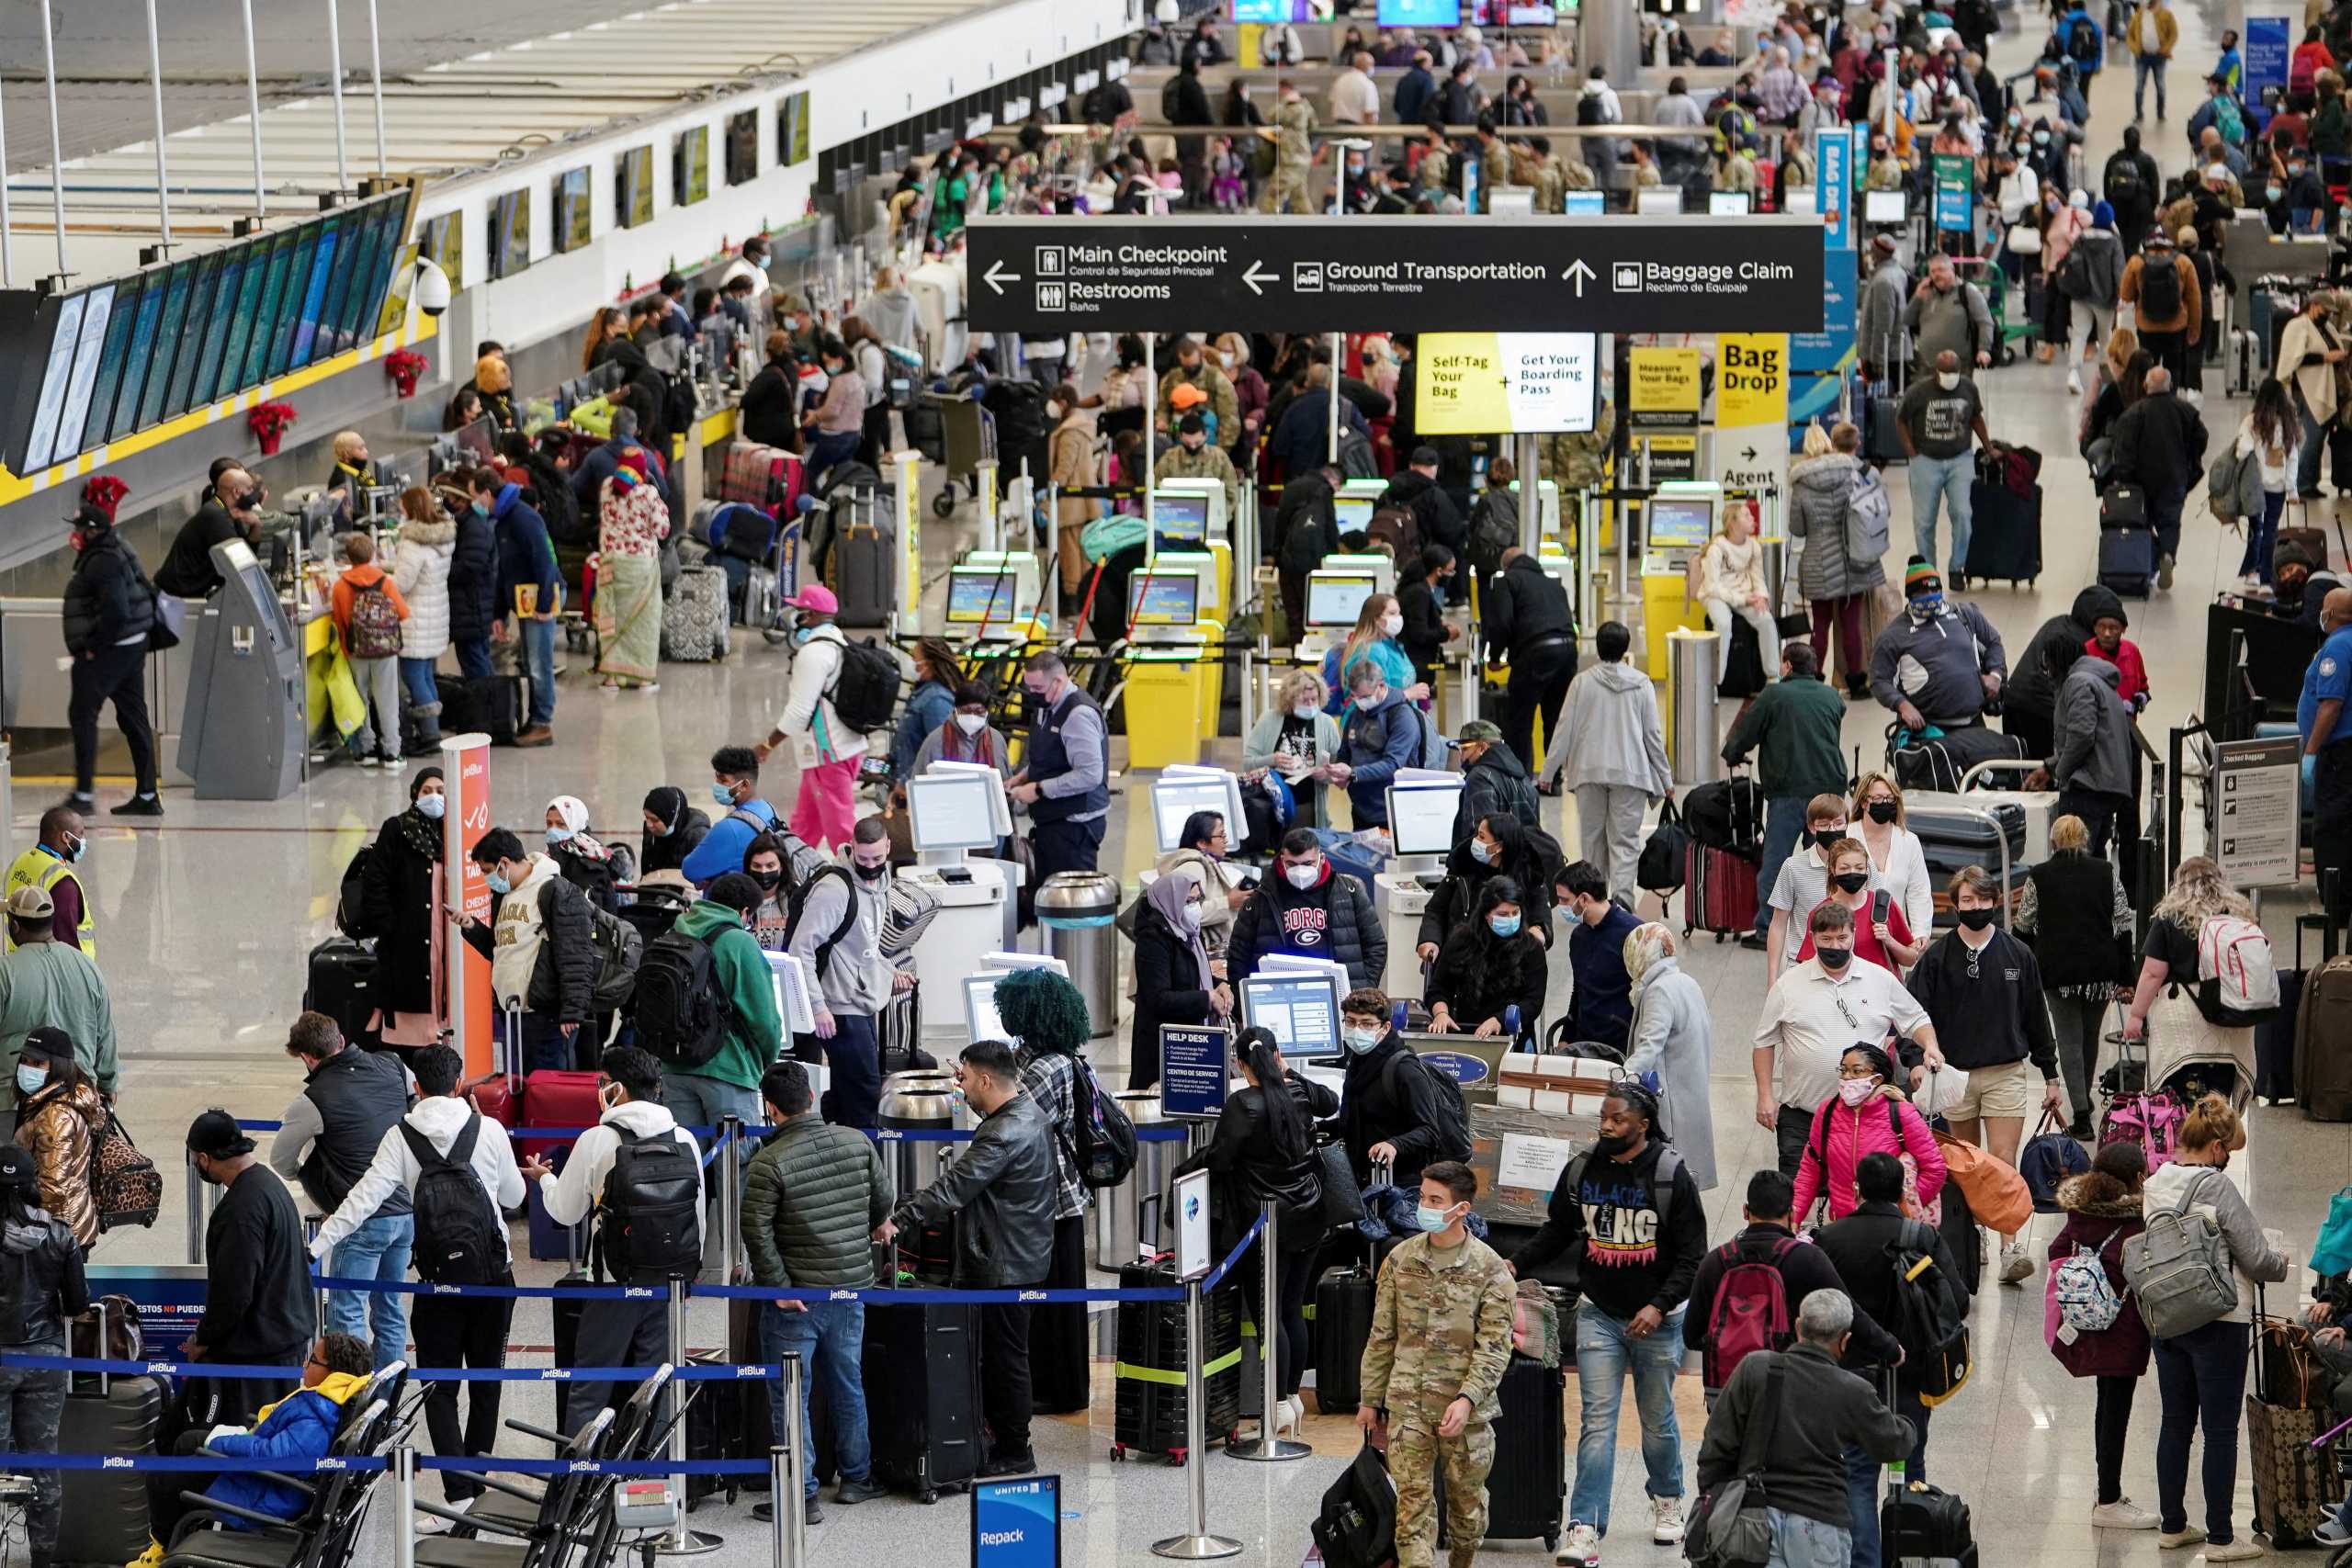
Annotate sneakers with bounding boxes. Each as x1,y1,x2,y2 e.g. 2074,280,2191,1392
2157,552,2176,591
2067,368,2084,394
1999,1239,2033,1285
126,1540,164,1568
832,1477,886,1506
1556,1521,1601,1566
751,1495,823,1525
1650,1495,1685,1545
2090,1499,2160,1530
2316,1517,2352,1546
2159,1526,2207,1549
1736,932,1770,952
419,1497,475,1536
379,753,406,771
2200,1540,2265,1561
975,1449,1037,1479
110,794,163,818
358,752,380,768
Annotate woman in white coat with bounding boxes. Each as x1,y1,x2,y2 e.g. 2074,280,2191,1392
1621,923,1716,1191
390,486,455,753
1850,770,1933,938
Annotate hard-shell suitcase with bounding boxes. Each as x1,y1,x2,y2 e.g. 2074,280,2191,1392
1683,841,1759,941
55,1375,164,1566
1868,392,1906,464
1311,1262,1376,1416
1963,479,2042,587
304,936,382,1049
2098,525,2156,599
829,499,895,629
2231,328,2261,398
863,1301,985,1501
739,563,778,629
1475,1352,1567,1549
1905,796,2027,925
1113,1260,1243,1457
719,442,800,510
2296,951,2352,1120
2331,424,2352,492
662,564,730,661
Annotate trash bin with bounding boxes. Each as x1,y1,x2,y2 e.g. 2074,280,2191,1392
1668,626,1723,788
1091,1091,1174,1269
876,1070,962,1200
1037,870,1122,1040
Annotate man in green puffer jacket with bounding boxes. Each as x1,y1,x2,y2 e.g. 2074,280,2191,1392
656,874,784,1143
742,1060,893,1525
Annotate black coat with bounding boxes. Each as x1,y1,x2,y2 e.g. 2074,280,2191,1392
1416,836,1561,948
1428,922,1547,1035
458,874,595,1024
1275,473,1341,576
1173,1074,1339,1251
1227,862,1385,991
2023,849,2135,989
1481,553,1575,661
641,807,711,876
1813,1198,1971,1378
1329,1032,1452,1188
2107,389,2209,502
197,1163,316,1362
361,812,441,1017
1454,744,1539,839
1378,468,1465,554
446,507,498,647
61,530,157,657
2007,586,2123,719
550,841,621,912
1130,902,1216,1090
741,362,801,449
0,1217,86,1348
155,500,241,600
1397,578,1448,675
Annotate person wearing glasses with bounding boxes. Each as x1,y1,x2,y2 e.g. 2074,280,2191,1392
1751,902,1943,1178
1905,865,2064,1288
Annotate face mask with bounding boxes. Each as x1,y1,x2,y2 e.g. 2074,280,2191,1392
1838,1077,1877,1107
1908,592,1942,622
1592,1131,1635,1158
1342,1026,1381,1055
1488,914,1521,939
710,783,737,807
1937,370,1961,390
1181,903,1205,931
546,827,574,847
954,712,988,736
1356,694,1384,713
416,793,446,820
1414,1202,1458,1233
1808,827,1845,849
752,868,784,890
62,836,85,863
1285,862,1319,889
470,500,490,517
1956,907,1996,931
2007,111,2022,127
15,1065,44,1097
1834,870,1870,894
1045,400,1064,420
486,869,513,896
854,860,889,882
2271,185,2289,202
2033,130,2051,145
1867,800,1897,825
1469,838,1493,864
1816,945,1852,971
792,626,813,646
1381,613,1404,637
1292,703,1319,721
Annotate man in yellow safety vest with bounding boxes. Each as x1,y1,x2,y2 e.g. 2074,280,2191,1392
4,806,94,958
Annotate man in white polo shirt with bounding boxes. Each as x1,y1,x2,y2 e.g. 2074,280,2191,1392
1752,902,1944,1176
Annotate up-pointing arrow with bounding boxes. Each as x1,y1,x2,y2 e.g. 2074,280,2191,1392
983,259,1022,295
1563,258,1595,297
1241,260,1276,296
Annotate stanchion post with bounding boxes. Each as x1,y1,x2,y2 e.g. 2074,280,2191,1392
715,1114,744,1281
185,1154,204,1263
1150,1278,1242,1559
304,1215,331,1333
1226,1202,1307,1462
783,1353,808,1566
657,1278,723,1555
392,1444,417,1568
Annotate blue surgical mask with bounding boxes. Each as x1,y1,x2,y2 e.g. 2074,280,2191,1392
792,626,813,646
486,869,513,896
14,1065,44,1097
710,783,736,807
415,793,446,820
1415,1202,1456,1233
1341,1026,1381,1055
1489,914,1521,939
546,827,574,847
1468,838,1493,863
470,500,490,517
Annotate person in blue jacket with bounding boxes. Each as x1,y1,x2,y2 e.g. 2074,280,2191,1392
136,1333,375,1563
1334,662,1425,829
1320,592,1423,714
889,638,961,782
569,408,671,533
684,745,780,887
1556,859,1642,1054
2055,2,2105,78
445,477,499,682
470,468,560,746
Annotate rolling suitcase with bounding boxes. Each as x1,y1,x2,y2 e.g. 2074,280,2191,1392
719,442,798,508
1311,1256,1376,1416
1905,796,2027,925
1472,1352,1567,1550
304,937,382,1049
862,1301,985,1501
2263,910,2333,1103
1683,840,1759,941
55,1374,164,1566
550,1228,590,1429
662,564,730,662
1964,479,2042,587
829,497,896,629
2098,526,2155,599
1883,1476,1979,1566
2230,328,2261,398
2295,951,2352,1120
1112,1259,1244,1458
739,563,779,630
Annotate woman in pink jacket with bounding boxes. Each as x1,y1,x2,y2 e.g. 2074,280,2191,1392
1791,1043,1948,1223
2037,189,2093,364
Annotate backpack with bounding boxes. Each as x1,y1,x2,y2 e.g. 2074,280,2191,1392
1846,466,1893,564
1311,1443,1397,1568
1160,73,1186,122
347,578,403,660
401,1114,503,1286
1382,1049,1474,1163
1059,1053,1137,1189
782,863,860,983
2065,15,2101,66
334,844,375,941
1702,1234,1798,1390
595,1124,703,1282
828,637,903,735
2098,1088,2184,1171
2212,93,2245,145
1467,495,1519,582
584,898,641,1011
1888,1219,1973,1405
2048,1235,2126,1340
85,1108,161,1233
1365,505,1419,561
2121,1168,2241,1338
2136,253,2183,320
633,928,733,1068
1336,429,1379,480
2195,913,2281,1026
2104,159,2144,205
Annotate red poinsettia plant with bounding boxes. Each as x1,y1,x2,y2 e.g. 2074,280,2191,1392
249,400,298,456
384,350,428,399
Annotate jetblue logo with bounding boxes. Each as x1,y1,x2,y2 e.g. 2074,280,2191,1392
103,1457,133,1470
1018,1290,1047,1303
540,1370,572,1381
432,1284,463,1294
315,1459,346,1472
829,1290,858,1302
146,1362,175,1374
735,1366,763,1378
624,1288,656,1298
570,1461,602,1473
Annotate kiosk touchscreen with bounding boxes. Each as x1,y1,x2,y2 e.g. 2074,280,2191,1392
907,767,1012,856
1863,189,1908,226
1386,779,1465,863
1127,570,1202,627
1150,490,1212,549
1151,770,1247,853
1636,186,1684,215
946,567,1022,627
1708,191,1753,216
178,538,302,800
1332,495,1377,535
1306,571,1377,628
1563,191,1605,216
1240,971,1344,1061
1645,493,1717,557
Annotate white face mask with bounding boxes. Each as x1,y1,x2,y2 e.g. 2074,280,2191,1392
1936,371,1961,389
954,712,987,736
1045,400,1064,420
1292,703,1319,721
1284,862,1319,889
1381,613,1404,637
1180,902,1204,932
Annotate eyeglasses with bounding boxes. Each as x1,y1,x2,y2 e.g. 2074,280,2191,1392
1838,1063,1882,1079
1832,992,1860,1030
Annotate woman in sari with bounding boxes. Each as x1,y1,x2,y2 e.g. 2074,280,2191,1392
594,449,668,691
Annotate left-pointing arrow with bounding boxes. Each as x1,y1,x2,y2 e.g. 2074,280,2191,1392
1241,260,1276,296
983,259,1022,295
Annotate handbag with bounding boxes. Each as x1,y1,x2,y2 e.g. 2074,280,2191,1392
1315,1136,1368,1230
2006,222,2043,255
1931,1127,2034,1235
1638,797,1692,893
1683,1354,1786,1568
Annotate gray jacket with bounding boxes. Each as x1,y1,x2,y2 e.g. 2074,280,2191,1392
1623,956,1717,1191
2052,657,2135,797
1902,279,1995,373
1541,659,1671,795
1787,450,1872,602
2064,226,2124,309
792,863,893,1016
895,1092,1057,1287
1871,599,2007,723
1858,262,1910,376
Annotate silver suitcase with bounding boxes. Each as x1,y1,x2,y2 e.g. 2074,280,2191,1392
661,564,729,662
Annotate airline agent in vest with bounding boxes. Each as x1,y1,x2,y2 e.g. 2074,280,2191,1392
1007,651,1111,881
4,807,93,957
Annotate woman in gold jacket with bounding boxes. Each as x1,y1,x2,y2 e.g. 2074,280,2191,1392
13,1029,99,1249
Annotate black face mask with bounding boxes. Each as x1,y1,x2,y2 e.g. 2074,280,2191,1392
854,861,889,882
1956,908,1996,931
1868,801,1898,825
752,868,784,890
1816,945,1853,971
1806,828,1845,850
1834,871,1870,894
1592,1131,1636,1159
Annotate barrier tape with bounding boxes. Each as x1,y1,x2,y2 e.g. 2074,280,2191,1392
0,1355,800,1382
0,1452,775,1476
231,1118,1192,1145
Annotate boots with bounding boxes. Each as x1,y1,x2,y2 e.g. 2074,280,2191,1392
404,702,444,757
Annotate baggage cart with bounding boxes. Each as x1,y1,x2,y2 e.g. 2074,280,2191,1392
921,390,997,518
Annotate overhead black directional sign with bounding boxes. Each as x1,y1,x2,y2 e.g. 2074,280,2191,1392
964,215,1826,335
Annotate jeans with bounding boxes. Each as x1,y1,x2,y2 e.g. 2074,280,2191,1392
1754,795,1810,942
1845,1447,1883,1568
1767,1508,1851,1567
2048,990,2108,1124
411,1276,514,1501
822,1012,881,1130
454,637,493,680
662,1071,761,1187
2154,1317,2250,1543
1568,1301,1685,1536
1907,452,1974,577
67,639,156,797
2055,787,2132,858
762,1301,873,1493
399,656,440,710
326,1211,415,1370
1702,597,1780,684
805,430,862,485
515,615,557,728
2133,54,2167,118
0,1337,64,1561
2242,490,2285,581
2301,401,2328,494
349,653,401,759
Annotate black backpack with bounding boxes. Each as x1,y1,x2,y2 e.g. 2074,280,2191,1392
828,637,903,734
1057,1053,1137,1189
596,1125,703,1282
335,845,374,941
2137,253,2183,320
1888,1219,1973,1404
1336,428,1379,480
1381,1050,1473,1163
2066,15,2100,65
782,863,860,983
633,929,732,1068
1312,1444,1397,1568
585,899,641,1011
401,1115,503,1286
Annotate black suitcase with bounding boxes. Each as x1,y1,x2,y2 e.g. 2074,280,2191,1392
1883,1478,1979,1566
2098,526,2155,599
862,1301,984,1501
1905,796,2027,928
2332,424,2352,492
437,672,520,746
1868,393,1907,463
684,1353,746,1505
1113,1261,1243,1457
56,1376,163,1566
1964,479,2042,587
1475,1353,1567,1549
1887,723,2027,795
830,518,895,630
303,936,381,1049
1311,1262,1376,1416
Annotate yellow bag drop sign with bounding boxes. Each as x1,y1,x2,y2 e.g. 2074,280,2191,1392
1715,333,1789,429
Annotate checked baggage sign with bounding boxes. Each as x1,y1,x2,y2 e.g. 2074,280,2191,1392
964,215,1827,335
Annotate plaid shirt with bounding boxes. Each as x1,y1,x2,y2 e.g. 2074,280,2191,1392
1016,1047,1091,1222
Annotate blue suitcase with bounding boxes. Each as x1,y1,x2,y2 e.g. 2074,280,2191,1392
2098,526,2155,599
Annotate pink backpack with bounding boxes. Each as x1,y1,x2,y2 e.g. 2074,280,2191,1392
2098,1089,2185,1171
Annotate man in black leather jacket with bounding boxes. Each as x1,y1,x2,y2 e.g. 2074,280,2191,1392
0,1142,88,1568
893,1040,1057,1478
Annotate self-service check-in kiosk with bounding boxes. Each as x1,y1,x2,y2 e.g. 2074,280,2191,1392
177,539,303,800
1295,569,1379,668
946,558,1049,645
1640,483,1722,674
895,764,1019,1049
1148,481,1233,623
1122,568,1225,767
1374,775,1463,1000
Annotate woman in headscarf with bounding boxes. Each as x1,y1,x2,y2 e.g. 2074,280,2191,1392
1621,923,1717,1192
639,786,709,878
594,448,669,692
993,966,1098,1416
543,795,626,911
1129,869,1234,1090
358,767,446,1044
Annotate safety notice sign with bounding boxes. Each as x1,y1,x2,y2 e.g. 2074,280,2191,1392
1414,333,1600,434
964,215,1827,334
2212,736,2301,888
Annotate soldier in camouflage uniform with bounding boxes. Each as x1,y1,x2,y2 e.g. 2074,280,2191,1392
1356,1160,1516,1568
0,1143,86,1568
1154,413,1242,517
1543,399,1616,499
1262,86,1318,214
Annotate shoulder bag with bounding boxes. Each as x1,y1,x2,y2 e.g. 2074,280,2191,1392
1683,1354,1786,1568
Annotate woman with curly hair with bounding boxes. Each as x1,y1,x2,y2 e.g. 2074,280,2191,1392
990,966,1095,1414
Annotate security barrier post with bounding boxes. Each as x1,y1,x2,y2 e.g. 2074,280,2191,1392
783,1353,808,1568
392,1444,417,1568
658,1278,723,1554
185,1154,204,1263
715,1114,744,1280
1225,1201,1307,1463
1149,1278,1242,1560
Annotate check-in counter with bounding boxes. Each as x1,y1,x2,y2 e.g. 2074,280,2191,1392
0,597,189,741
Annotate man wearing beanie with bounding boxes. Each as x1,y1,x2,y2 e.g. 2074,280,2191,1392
1869,558,2008,732
185,1108,315,1427
59,483,162,818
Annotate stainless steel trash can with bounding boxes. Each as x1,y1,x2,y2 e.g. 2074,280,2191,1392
876,1071,961,1200
1668,626,1723,788
1037,871,1122,1040
1091,1091,1174,1269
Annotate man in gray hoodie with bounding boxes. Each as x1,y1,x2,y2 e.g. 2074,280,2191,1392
787,818,902,1131
1542,622,1672,906
2041,639,2137,854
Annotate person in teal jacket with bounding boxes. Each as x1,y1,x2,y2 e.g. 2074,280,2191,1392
656,873,786,1146
1320,592,1423,714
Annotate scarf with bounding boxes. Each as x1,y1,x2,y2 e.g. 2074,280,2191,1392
940,719,1000,768
401,767,445,861
1144,868,1213,991
548,794,611,863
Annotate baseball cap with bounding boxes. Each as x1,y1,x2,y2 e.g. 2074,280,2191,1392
0,1145,33,1190
187,1108,256,1159
6,886,53,923
1456,720,1503,745
1409,446,1442,468
1170,382,1208,410
784,583,839,615
18,1028,72,1067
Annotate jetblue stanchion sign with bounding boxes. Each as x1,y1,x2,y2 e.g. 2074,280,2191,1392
972,1474,1061,1568
965,216,1826,335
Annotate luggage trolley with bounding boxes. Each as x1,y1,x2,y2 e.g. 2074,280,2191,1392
913,389,997,517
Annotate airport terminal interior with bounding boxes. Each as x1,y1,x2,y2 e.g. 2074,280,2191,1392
4,0,2349,1563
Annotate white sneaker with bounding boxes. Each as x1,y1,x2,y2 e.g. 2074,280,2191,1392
1556,1520,1600,1566
2091,1499,2161,1530
2160,1526,2207,1549
2067,368,2084,394
418,1497,474,1536
2316,1517,2352,1546
1651,1495,1685,1545
1999,1240,2033,1285
358,753,380,769
2199,1540,2265,1561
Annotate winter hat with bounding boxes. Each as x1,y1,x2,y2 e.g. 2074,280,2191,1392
2093,198,2115,226
1904,555,1940,597
80,476,129,525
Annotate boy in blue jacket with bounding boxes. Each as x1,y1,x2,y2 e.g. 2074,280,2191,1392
468,468,560,746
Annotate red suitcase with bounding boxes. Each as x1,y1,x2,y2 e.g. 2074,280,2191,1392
522,1069,603,1161
466,1072,522,1129
1683,841,1759,942
719,442,801,511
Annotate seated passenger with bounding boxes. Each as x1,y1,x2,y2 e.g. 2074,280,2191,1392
1425,877,1547,1044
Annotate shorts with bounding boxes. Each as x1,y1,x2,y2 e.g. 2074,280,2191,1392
1947,1058,2039,1122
